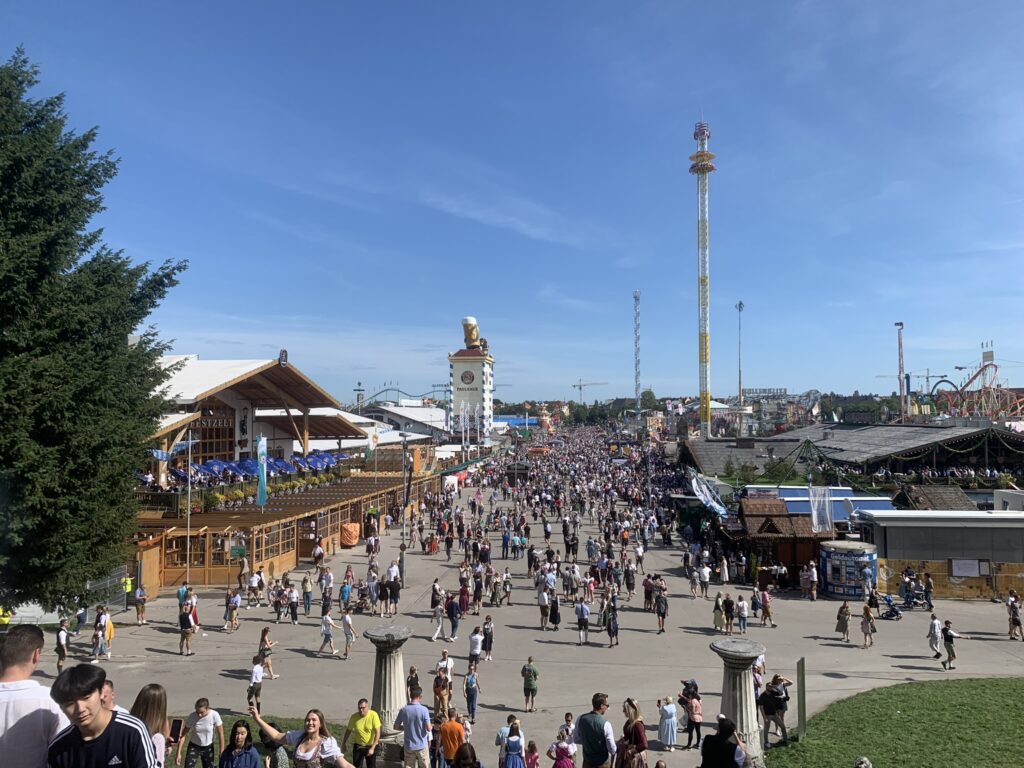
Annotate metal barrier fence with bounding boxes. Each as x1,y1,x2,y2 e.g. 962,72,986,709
85,564,130,615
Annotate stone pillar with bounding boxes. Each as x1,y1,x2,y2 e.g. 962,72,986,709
710,637,766,768
363,624,414,737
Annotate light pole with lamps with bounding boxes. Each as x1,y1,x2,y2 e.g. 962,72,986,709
399,431,409,584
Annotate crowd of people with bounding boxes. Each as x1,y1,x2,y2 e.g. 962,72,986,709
3,425,1005,768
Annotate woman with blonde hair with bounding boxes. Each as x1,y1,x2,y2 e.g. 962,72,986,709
129,683,169,763
656,694,678,752
619,698,648,768
860,604,877,648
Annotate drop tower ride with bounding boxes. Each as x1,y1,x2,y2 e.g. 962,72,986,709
689,121,716,439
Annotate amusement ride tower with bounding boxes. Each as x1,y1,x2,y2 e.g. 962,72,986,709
689,121,717,439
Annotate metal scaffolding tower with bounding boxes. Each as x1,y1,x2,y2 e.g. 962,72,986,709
633,290,641,413
689,121,716,439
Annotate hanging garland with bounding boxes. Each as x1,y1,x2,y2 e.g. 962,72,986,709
936,436,987,455
995,432,1024,455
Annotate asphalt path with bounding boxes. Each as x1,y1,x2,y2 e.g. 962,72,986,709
38,489,1024,767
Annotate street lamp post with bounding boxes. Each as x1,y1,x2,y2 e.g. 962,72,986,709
399,432,409,585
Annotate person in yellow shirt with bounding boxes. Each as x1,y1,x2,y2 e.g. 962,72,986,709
341,698,382,768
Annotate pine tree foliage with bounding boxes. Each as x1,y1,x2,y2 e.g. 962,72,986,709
0,50,186,610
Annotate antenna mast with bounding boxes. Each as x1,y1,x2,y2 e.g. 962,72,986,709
634,290,641,414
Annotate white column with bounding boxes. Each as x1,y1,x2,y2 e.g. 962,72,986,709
710,637,766,767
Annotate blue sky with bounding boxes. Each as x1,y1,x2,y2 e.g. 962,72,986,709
6,2,1024,404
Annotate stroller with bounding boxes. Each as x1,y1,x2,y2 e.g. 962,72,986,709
902,587,928,610
881,594,903,620
352,584,372,613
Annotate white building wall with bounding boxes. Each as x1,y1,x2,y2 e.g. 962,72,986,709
995,490,1024,511
450,356,493,441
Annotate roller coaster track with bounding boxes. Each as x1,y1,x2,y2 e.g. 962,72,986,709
930,364,1024,419
348,387,451,411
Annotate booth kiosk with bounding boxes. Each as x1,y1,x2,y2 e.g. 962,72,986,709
820,540,877,599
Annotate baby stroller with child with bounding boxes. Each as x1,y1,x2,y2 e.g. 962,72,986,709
352,583,372,613
881,594,903,620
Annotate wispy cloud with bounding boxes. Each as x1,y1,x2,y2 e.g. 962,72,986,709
535,284,596,312
416,188,592,248
264,146,617,251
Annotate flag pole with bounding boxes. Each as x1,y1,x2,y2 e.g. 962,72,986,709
186,428,192,584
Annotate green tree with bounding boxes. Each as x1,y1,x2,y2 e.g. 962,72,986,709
0,50,186,610
640,388,659,411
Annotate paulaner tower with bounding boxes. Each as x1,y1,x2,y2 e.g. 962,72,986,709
689,121,716,439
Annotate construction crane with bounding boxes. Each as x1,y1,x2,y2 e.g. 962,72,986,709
572,379,608,403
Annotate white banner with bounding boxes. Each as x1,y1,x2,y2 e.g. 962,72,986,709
809,484,832,533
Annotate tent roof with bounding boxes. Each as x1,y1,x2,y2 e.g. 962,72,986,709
256,407,366,439
855,509,1024,528
151,411,201,440
366,404,448,431
160,355,341,409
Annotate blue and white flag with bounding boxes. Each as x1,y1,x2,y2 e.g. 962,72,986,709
149,438,199,462
171,439,199,455
257,435,268,507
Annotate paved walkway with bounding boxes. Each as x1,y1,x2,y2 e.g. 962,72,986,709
39,493,1024,766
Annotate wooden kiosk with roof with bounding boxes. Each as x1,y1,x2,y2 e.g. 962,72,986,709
136,470,440,588
137,353,441,588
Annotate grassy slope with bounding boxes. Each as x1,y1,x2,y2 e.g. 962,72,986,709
766,677,1024,768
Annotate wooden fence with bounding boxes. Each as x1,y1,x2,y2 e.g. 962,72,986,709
878,558,1024,600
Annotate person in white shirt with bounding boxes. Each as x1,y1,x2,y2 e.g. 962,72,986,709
926,613,943,659
175,697,224,768
101,678,131,714
698,565,712,598
248,655,265,712
55,620,70,675
431,601,447,642
736,596,750,634
246,573,260,608
0,625,70,768
342,606,357,660
436,649,455,682
468,628,484,667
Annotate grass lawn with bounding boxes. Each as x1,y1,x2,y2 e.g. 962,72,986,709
172,713,338,758
766,677,1024,768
